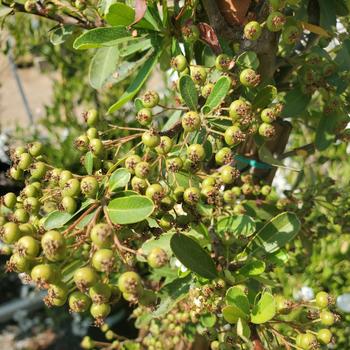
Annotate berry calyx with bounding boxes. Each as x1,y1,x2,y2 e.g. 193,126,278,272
244,21,262,40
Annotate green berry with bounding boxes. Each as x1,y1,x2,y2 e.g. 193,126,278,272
215,54,232,71
142,130,160,148
166,157,183,172
182,111,201,132
125,155,142,174
145,183,164,202
320,310,335,326
141,91,159,108
215,147,233,165
1,222,21,244
41,230,66,261
240,68,260,87
183,187,201,204
31,264,57,285
18,152,32,170
190,66,207,85
229,99,252,120
316,291,330,309
74,267,98,290
244,21,262,40
224,125,245,146
28,141,43,157
3,192,17,209
90,303,111,319
118,271,142,294
90,223,113,248
81,176,99,198
89,138,104,156
259,122,276,138
266,11,286,32
282,25,301,45
220,165,240,184
92,249,116,273
137,108,153,126
86,109,99,127
147,247,168,268
16,235,40,257
30,162,47,180
69,291,91,313
171,55,187,72
187,144,205,162
182,24,200,43
155,136,173,155
261,107,278,123
89,282,112,304
317,329,332,345
62,178,81,197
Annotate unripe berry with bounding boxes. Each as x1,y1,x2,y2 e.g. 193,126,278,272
61,196,77,214
74,135,90,152
89,138,104,156
41,230,66,261
215,147,233,165
86,109,99,127
90,223,113,248
1,222,21,244
166,157,183,172
187,144,205,162
266,11,286,32
142,130,160,148
131,176,147,193
81,176,99,198
147,247,168,268
259,122,276,138
135,161,151,179
74,267,98,291
59,170,73,188
125,155,142,174
316,291,330,309
317,328,332,345
86,127,98,140
92,249,116,273
89,282,112,304
136,108,153,126
190,66,207,85
183,187,201,204
28,141,43,157
171,55,187,72
229,99,252,120
181,24,200,43
18,152,32,170
10,167,24,181
118,271,142,294
47,282,69,307
224,125,245,146
81,336,95,350
201,83,214,98
24,0,37,12
31,264,57,285
30,162,47,180
145,183,164,202
320,310,335,326
240,68,261,87
155,136,173,155
182,111,201,132
261,107,278,123
3,192,17,209
244,21,262,40
299,333,317,350
215,54,233,71
16,235,40,257
23,184,40,198
8,253,31,272
220,165,240,184
141,91,159,108
13,208,29,223
62,178,81,197
69,291,91,313
90,303,111,319
261,185,271,196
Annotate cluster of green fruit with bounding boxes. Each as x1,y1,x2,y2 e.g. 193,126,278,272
0,47,340,349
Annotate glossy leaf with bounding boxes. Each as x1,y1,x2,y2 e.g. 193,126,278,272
89,46,119,89
238,260,265,277
253,85,277,108
73,27,132,50
105,3,135,26
281,87,311,117
109,168,131,191
236,51,259,69
217,215,256,237
222,304,248,324
84,151,93,175
254,212,301,254
50,25,75,45
170,234,218,279
108,51,160,113
226,287,250,320
315,113,344,151
44,211,73,230
179,75,198,111
251,292,276,324
202,76,231,114
237,318,251,342
107,195,154,224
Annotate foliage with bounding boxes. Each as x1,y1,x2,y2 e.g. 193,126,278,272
1,0,350,350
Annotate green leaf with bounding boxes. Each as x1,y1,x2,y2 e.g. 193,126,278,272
222,305,248,324
107,195,154,224
281,87,311,118
44,211,73,230
315,113,344,151
254,212,301,254
225,287,250,321
217,215,256,237
258,145,300,171
251,292,276,324
119,38,152,57
253,85,277,108
238,260,265,277
89,46,119,89
237,318,251,343
335,40,350,71
73,26,132,50
236,51,259,69
50,25,75,45
200,314,217,328
319,0,337,31
179,75,198,111
105,3,135,26
202,76,231,114
109,168,131,191
108,51,160,113
84,151,93,175
170,234,218,279
153,275,192,317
